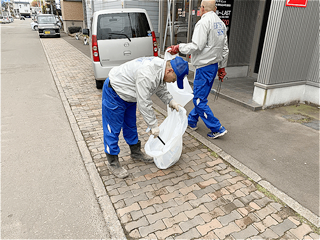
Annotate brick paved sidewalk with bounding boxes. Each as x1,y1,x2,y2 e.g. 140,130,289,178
42,38,319,239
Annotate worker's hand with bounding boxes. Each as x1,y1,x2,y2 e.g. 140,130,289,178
218,68,226,82
167,45,179,55
169,99,181,112
151,127,160,138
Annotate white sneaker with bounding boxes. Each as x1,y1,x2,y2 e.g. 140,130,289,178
207,126,227,139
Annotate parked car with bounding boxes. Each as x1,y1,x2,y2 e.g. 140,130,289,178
55,16,62,29
31,20,38,30
8,16,14,22
87,8,158,89
0,16,10,24
37,14,60,38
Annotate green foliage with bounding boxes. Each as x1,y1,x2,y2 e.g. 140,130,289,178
210,151,219,158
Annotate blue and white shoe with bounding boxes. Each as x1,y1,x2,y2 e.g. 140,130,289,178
207,126,227,139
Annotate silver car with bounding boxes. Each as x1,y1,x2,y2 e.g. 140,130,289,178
37,14,60,38
0,16,10,24
89,8,158,89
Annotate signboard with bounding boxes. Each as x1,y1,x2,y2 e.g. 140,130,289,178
285,0,308,8
215,0,234,39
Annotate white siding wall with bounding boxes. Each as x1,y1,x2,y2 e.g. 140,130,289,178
253,0,319,107
257,0,319,85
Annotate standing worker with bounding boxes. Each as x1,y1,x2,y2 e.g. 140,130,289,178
102,56,189,178
168,0,229,139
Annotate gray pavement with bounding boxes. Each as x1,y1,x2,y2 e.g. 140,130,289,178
49,32,320,238
1,18,114,239
61,32,319,219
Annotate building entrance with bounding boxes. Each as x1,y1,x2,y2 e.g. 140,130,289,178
254,0,271,74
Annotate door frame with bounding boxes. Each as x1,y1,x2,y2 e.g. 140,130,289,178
248,0,268,77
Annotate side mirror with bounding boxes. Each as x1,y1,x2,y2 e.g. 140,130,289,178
83,28,89,36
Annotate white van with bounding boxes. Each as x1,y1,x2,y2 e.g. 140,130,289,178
89,8,158,89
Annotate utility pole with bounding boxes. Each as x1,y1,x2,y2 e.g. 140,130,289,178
38,0,42,14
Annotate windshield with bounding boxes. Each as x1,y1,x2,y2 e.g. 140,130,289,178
97,12,151,40
38,16,56,24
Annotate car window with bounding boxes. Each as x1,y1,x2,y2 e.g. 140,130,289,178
97,13,151,40
38,16,56,24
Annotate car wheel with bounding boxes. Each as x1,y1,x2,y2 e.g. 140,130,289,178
96,80,104,89
34,26,38,31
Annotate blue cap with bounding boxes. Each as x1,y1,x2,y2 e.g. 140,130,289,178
170,56,189,89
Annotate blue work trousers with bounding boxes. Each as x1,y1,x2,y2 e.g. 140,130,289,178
102,78,138,155
188,63,222,132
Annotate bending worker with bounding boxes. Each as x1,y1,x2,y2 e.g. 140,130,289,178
168,0,229,139
102,56,189,179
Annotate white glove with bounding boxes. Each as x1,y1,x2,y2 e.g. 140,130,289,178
169,99,181,112
151,127,160,138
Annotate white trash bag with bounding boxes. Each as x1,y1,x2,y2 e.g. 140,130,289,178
165,50,194,107
145,106,188,169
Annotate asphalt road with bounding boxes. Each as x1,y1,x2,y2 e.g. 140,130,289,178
61,31,319,217
1,18,111,239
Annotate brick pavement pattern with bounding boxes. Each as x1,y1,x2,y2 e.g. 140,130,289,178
42,38,319,239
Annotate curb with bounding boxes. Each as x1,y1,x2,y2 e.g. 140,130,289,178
41,39,127,240
153,104,320,228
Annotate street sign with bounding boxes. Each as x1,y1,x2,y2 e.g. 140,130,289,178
285,0,308,8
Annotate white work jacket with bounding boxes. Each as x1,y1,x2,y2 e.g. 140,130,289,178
179,11,229,69
109,57,173,129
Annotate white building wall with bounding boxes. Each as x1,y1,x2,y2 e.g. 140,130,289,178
13,1,30,16
303,84,320,106
253,82,320,108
